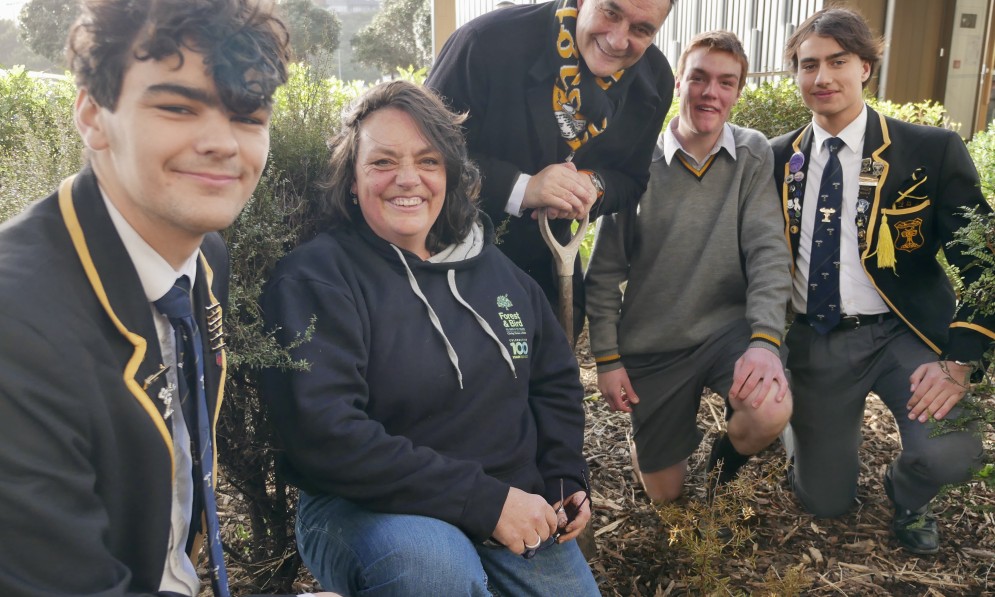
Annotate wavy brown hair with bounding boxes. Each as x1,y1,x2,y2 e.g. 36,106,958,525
321,81,481,253
67,0,291,114
784,8,883,88
676,30,749,91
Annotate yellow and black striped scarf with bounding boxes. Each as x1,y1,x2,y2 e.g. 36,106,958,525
552,0,626,158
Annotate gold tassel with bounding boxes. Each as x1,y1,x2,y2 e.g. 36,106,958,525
876,213,897,271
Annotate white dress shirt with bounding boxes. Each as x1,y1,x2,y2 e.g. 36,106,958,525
101,190,201,597
792,105,889,316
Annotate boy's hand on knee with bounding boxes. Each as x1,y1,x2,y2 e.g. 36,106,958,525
907,360,972,422
492,487,558,554
730,347,788,406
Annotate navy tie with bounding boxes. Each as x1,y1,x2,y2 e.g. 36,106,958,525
806,137,844,334
154,276,230,597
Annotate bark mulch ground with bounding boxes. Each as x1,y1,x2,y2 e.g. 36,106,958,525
575,334,995,596
219,332,994,596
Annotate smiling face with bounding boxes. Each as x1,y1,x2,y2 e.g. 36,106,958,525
352,107,447,258
575,0,672,77
795,33,870,135
676,47,742,145
75,48,271,268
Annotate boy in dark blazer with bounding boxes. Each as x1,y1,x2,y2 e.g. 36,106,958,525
771,8,994,555
0,1,328,596
427,0,676,333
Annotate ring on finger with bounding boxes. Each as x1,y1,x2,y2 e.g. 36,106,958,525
525,535,543,550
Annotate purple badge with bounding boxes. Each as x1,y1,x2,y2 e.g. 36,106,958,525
789,151,805,173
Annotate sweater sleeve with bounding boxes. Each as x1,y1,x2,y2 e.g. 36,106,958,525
738,137,793,353
261,272,509,542
584,204,634,371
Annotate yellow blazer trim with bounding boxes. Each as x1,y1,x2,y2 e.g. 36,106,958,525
895,175,928,204
881,200,931,216
782,124,812,275
594,354,621,363
198,253,227,486
856,114,941,354
861,112,892,260
950,321,995,341
57,176,175,475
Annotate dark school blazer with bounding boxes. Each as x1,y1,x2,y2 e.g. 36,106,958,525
427,0,674,307
0,167,230,596
771,106,995,362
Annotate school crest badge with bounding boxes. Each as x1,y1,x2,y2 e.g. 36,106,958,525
894,218,924,252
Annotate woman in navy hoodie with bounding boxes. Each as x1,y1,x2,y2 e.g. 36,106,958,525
262,81,598,597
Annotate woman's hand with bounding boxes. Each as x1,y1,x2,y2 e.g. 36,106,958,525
491,487,559,554
552,489,591,543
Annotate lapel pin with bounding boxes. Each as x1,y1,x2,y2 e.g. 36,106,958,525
142,363,170,390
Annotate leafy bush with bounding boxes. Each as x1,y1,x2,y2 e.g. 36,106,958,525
731,78,811,138
0,68,80,223
216,64,363,591
967,123,995,206
867,96,959,131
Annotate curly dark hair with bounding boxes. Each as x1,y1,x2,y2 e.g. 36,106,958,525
67,0,291,114
322,81,481,253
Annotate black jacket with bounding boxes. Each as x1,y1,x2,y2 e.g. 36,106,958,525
772,107,995,361
427,1,674,307
261,216,587,542
0,168,229,596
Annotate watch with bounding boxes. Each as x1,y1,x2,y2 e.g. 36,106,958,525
579,169,605,199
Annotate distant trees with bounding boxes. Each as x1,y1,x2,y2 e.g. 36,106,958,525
352,0,431,75
14,0,343,72
279,0,342,59
0,19,57,71
17,0,79,65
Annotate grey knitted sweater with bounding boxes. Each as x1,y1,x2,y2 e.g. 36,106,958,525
585,123,791,371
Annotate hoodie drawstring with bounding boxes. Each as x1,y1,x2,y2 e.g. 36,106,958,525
447,270,517,379
391,245,464,389
391,245,518,389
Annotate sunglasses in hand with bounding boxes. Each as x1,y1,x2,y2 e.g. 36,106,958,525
523,472,591,560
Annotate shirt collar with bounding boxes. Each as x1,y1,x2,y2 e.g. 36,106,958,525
99,188,199,303
661,117,737,165
811,103,867,155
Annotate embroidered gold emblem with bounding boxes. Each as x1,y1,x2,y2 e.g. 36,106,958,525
894,218,924,252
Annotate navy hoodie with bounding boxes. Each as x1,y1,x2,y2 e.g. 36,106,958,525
261,216,586,541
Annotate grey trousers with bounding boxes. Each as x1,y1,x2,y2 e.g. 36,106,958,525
784,317,984,516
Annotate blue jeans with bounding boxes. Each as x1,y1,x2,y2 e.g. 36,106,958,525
296,492,601,597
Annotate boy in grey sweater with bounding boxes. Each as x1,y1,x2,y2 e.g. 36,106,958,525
585,31,793,503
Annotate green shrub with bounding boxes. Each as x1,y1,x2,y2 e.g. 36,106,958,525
0,68,79,224
216,64,365,591
867,96,959,130
967,122,995,207
731,78,811,138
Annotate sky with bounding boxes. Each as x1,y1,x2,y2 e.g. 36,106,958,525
0,0,26,22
